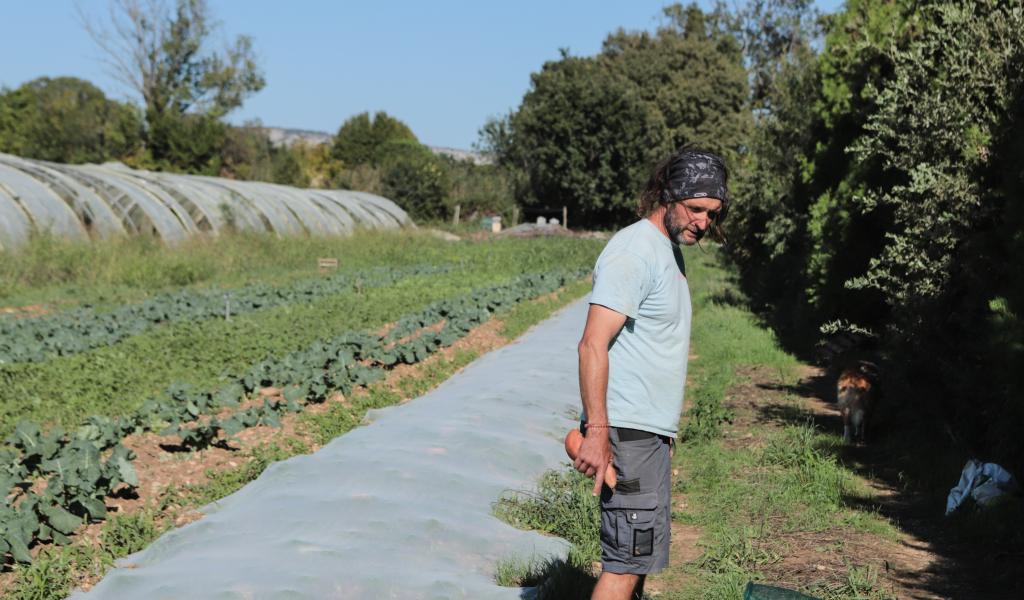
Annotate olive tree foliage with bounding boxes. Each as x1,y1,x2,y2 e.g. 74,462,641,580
846,1,1024,464
0,77,142,163
728,0,914,340
81,0,265,172
728,0,1024,468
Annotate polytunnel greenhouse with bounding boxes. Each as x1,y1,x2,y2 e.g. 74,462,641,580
0,152,413,251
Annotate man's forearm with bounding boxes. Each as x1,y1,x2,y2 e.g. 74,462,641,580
578,341,610,425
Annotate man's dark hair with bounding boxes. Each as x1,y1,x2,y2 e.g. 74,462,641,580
637,144,730,242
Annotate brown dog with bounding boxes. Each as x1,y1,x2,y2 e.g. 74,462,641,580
836,361,878,444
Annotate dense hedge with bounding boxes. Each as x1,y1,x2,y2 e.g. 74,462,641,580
728,0,1024,470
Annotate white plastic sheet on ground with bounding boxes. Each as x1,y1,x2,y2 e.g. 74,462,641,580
72,299,591,599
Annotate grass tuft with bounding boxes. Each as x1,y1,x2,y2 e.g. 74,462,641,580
494,468,601,569
185,439,310,508
100,509,164,559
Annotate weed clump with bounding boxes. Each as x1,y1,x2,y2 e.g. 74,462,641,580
493,468,601,597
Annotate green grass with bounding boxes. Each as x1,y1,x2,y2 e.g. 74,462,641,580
0,230,427,309
494,554,551,587
494,469,602,568
682,246,800,442
494,555,599,598
0,234,603,436
805,563,896,600
665,248,896,599
6,508,169,600
492,469,601,599
183,439,310,508
99,509,164,558
673,423,899,599
0,229,601,311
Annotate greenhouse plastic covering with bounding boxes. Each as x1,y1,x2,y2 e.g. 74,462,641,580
72,299,592,599
0,152,412,250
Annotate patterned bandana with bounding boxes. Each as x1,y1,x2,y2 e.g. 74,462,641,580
660,151,729,205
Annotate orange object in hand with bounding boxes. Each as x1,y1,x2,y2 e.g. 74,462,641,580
564,429,617,488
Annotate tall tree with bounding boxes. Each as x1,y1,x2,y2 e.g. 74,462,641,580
83,0,265,170
0,77,142,163
331,111,419,167
601,3,750,158
512,53,672,227
219,123,309,187
735,0,821,110
503,3,749,228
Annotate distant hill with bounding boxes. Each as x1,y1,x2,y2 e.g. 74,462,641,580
262,127,334,147
259,126,492,165
427,146,492,165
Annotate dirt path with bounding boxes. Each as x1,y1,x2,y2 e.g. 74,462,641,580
779,366,1012,600
647,363,998,599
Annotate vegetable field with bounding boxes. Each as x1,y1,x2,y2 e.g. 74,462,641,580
0,230,603,589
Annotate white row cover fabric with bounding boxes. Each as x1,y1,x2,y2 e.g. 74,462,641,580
0,153,413,250
73,299,591,599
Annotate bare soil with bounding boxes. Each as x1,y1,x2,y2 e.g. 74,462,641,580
0,303,50,318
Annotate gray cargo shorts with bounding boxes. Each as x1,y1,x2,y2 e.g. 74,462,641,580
591,425,673,575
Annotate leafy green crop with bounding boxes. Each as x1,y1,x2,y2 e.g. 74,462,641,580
0,264,451,365
0,269,585,563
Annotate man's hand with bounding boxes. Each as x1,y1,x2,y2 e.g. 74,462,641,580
575,429,613,496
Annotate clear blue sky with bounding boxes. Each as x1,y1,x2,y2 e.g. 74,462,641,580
2,0,844,150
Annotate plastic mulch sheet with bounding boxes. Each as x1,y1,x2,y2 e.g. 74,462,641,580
72,299,593,599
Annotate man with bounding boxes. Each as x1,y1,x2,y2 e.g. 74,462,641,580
574,146,729,600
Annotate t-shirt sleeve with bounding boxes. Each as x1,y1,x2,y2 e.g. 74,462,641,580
590,251,651,320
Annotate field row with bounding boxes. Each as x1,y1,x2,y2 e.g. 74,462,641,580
0,236,603,436
0,263,453,364
1,269,585,565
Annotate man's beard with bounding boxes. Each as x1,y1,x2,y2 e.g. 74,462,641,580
663,206,703,245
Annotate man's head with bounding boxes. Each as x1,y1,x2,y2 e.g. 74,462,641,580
663,196,722,245
638,145,730,245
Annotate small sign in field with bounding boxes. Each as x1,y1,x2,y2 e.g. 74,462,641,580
318,257,339,273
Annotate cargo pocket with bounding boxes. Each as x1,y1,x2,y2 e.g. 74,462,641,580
602,491,658,557
633,527,654,557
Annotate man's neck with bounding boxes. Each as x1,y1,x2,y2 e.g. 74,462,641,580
646,207,670,240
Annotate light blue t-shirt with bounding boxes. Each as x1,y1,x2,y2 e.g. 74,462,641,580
585,219,692,437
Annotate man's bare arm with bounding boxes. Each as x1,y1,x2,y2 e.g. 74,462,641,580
576,304,627,496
